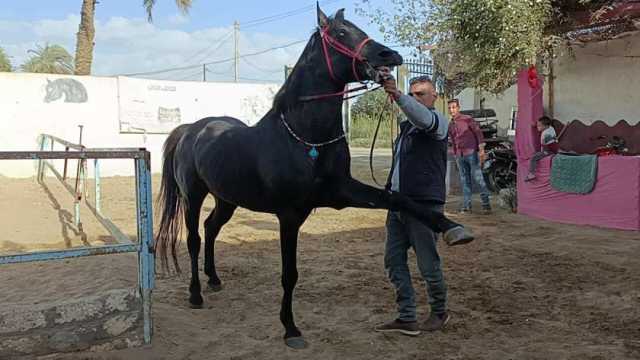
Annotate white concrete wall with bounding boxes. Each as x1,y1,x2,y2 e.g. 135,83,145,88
551,34,640,124
454,33,640,129
452,85,517,133
478,86,517,131
0,73,279,178
455,88,476,111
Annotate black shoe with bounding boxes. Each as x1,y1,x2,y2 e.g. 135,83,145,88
374,319,421,336
421,312,450,331
459,208,471,214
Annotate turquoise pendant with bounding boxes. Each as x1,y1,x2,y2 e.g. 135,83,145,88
308,146,319,159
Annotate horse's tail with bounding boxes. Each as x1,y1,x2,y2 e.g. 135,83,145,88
156,124,190,274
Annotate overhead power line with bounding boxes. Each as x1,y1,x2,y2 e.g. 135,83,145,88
241,0,342,28
242,55,288,74
205,63,235,75
122,39,306,77
188,30,234,65
238,76,280,83
117,1,348,79
175,69,206,81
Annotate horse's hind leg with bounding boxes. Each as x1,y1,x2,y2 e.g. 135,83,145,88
184,187,207,308
203,197,237,291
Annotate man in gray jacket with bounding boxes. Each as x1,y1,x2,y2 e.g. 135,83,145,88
374,73,458,336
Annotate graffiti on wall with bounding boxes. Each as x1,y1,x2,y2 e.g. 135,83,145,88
44,78,88,103
239,87,276,125
157,107,182,124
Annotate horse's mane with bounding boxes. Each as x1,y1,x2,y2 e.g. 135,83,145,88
271,30,320,114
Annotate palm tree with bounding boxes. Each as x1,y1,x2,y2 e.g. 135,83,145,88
0,47,12,72
73,0,193,76
144,0,193,22
74,0,96,76
21,44,74,74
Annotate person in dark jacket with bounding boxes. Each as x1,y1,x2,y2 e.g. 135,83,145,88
374,73,466,337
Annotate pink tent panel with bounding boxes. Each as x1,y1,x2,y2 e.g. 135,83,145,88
517,155,640,231
515,67,640,231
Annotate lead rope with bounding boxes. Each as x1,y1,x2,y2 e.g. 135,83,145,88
369,95,394,187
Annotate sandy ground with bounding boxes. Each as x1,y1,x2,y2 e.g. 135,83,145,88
1,152,640,359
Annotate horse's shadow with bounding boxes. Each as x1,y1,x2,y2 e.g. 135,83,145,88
237,220,279,232
202,205,280,232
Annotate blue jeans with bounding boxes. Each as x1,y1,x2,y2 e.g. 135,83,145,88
529,150,553,173
456,152,491,210
384,207,447,321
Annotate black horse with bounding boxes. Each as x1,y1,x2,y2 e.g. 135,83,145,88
156,6,472,349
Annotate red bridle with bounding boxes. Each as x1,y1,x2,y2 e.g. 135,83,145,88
297,27,374,102
320,26,372,83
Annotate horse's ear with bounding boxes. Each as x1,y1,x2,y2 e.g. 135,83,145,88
334,8,345,22
317,2,329,28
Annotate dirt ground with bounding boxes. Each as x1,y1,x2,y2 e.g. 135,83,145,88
1,152,639,360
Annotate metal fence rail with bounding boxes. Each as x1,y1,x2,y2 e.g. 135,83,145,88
405,60,434,77
0,146,155,344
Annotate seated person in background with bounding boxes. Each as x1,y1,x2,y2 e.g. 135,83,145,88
525,116,559,181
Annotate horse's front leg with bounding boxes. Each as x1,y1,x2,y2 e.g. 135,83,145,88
277,208,312,349
324,177,473,245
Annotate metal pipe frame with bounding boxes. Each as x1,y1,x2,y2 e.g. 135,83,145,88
0,147,155,344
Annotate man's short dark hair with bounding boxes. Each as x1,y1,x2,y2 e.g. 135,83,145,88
409,75,433,86
538,116,553,126
447,99,460,107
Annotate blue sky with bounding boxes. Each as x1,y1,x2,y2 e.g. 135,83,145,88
0,0,409,83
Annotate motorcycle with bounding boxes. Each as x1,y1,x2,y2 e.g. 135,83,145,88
593,135,629,156
482,141,517,193
459,107,517,193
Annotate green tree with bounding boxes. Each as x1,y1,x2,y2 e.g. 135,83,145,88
358,0,606,94
0,47,12,72
350,89,396,148
74,0,193,75
351,89,394,120
21,44,74,74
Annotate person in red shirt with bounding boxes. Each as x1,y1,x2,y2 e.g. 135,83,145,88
447,99,492,214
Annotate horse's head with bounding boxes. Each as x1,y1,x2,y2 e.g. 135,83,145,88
44,79,61,103
316,6,403,83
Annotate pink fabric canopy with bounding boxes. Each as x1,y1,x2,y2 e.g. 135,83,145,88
515,69,640,230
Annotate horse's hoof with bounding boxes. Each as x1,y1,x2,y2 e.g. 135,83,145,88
208,282,223,292
444,226,474,246
188,295,204,309
284,336,307,349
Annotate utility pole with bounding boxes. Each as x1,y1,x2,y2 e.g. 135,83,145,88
203,64,206,82
234,21,240,82
284,65,293,81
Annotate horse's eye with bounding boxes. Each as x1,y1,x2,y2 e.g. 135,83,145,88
339,31,346,37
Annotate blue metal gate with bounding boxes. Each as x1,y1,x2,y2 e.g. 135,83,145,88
0,146,155,344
